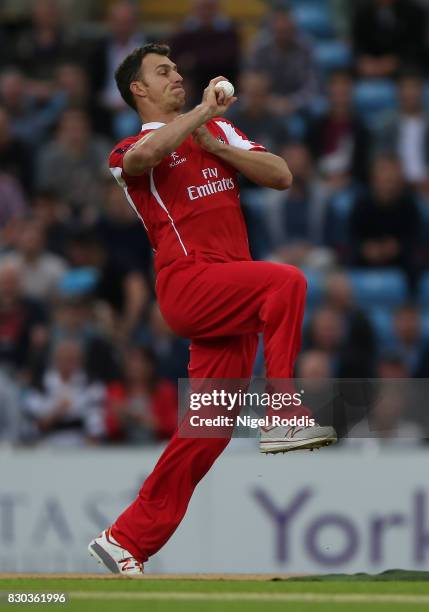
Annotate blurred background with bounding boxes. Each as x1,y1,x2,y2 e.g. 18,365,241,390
1,0,429,449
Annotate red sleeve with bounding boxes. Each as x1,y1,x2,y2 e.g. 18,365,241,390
211,118,267,152
109,137,137,173
109,132,154,182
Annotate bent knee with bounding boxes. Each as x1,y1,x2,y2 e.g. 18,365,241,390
278,265,308,293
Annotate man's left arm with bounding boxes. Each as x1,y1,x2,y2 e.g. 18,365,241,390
193,125,293,191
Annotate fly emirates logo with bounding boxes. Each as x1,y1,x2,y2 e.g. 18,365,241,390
187,167,235,201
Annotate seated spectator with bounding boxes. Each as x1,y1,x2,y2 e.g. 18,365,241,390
304,305,374,377
390,304,429,376
12,0,79,83
247,5,319,116
375,71,429,190
227,71,289,157
295,350,336,429
170,0,240,106
32,190,72,257
94,180,153,279
307,71,370,184
137,303,189,383
3,219,67,301
0,259,48,376
0,107,34,193
353,0,427,78
349,155,420,284
324,271,376,359
268,144,335,268
346,373,425,447
55,62,112,138
36,108,111,219
378,352,411,378
296,350,333,379
65,229,150,340
23,338,105,447
51,295,121,384
304,306,346,357
105,346,177,444
87,0,146,137
0,68,66,148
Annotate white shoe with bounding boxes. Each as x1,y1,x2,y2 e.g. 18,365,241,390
88,528,144,576
260,423,337,454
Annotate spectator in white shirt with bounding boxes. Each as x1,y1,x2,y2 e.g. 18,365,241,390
375,71,429,192
24,338,105,447
3,219,67,301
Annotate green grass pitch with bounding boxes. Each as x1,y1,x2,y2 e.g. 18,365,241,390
1,571,428,612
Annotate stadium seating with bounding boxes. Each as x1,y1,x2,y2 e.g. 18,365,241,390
323,188,356,249
348,269,408,309
58,268,100,298
292,4,335,39
353,80,398,128
314,40,352,72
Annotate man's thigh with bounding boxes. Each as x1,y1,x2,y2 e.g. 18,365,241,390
157,258,301,339
189,334,259,379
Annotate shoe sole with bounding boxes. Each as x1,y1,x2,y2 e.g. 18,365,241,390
88,540,121,575
259,436,337,454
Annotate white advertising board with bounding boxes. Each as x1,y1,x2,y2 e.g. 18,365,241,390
0,443,428,574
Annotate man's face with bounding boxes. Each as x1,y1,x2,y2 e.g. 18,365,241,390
372,159,403,202
137,54,185,113
399,77,423,114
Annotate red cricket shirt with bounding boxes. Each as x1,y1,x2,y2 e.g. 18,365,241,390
109,118,266,274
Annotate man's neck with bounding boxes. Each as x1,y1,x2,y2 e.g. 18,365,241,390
140,110,180,127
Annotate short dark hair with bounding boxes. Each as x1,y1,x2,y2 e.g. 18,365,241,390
115,43,170,111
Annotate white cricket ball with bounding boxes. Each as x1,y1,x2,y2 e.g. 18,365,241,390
215,80,235,98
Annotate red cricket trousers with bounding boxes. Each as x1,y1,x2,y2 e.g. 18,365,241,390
111,255,308,563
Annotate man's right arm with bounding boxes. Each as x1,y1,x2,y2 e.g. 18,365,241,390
123,76,236,176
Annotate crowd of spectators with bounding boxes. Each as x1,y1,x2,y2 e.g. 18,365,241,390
1,0,429,447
